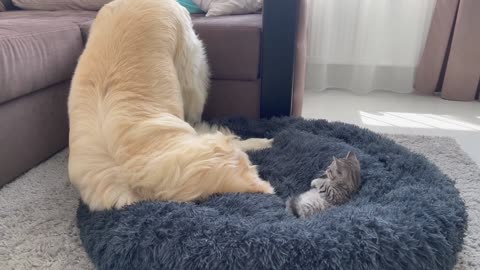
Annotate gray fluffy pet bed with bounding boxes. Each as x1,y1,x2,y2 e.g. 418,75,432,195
77,117,467,270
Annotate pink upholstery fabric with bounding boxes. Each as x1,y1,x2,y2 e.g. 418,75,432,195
193,14,262,80
0,11,96,104
12,0,110,11
0,81,69,187
203,80,261,119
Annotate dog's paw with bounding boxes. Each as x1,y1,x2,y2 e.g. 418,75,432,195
250,138,273,150
263,138,274,149
257,180,275,194
237,138,273,151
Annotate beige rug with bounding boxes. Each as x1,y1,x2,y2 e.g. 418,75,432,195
0,135,478,269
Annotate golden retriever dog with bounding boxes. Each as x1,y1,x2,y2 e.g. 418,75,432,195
68,0,274,211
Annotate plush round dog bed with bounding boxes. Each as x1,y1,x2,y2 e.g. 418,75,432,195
77,117,467,270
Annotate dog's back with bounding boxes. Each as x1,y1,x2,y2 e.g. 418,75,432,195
70,0,186,119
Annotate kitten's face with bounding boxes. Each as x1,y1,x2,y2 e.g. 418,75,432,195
325,152,361,188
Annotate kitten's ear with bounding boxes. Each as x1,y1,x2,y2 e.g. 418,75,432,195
346,151,357,160
332,156,338,166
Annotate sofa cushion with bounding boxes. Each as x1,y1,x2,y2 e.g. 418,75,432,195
203,79,261,119
193,0,262,17
193,14,262,80
12,0,110,11
0,9,96,22
13,0,204,12
0,11,96,104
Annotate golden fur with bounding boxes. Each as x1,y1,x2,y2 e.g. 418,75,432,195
68,0,274,211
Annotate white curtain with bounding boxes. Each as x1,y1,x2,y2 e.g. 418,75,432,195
306,0,437,93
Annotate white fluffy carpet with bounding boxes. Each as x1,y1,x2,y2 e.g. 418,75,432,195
0,135,478,270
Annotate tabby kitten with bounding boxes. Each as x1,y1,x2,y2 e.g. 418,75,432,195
286,151,361,218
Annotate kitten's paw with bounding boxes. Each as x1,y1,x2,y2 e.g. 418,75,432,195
311,178,329,190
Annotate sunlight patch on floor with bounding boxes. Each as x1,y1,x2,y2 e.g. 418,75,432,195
359,111,480,131
303,90,480,165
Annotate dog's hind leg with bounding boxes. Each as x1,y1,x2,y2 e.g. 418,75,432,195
233,138,273,151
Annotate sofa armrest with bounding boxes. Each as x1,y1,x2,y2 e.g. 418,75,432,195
260,0,299,118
